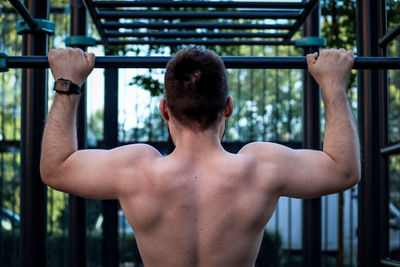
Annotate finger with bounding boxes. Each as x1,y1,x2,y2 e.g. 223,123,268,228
320,49,329,57
331,48,341,57
347,50,355,59
72,47,83,53
306,53,318,65
85,52,96,69
48,49,55,58
312,52,318,60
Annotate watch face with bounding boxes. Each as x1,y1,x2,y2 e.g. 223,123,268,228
55,79,71,93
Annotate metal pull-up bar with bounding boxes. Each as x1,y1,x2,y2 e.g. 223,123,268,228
91,0,311,9
101,21,294,30
4,56,400,69
97,11,302,20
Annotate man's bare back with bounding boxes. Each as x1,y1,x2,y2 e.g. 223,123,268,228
41,48,360,266
117,142,280,267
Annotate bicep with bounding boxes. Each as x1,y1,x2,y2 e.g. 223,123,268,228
46,145,160,200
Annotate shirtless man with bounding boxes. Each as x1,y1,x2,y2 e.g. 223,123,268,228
41,47,360,267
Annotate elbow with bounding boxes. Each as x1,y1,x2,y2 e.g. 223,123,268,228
40,160,61,188
343,162,361,189
40,162,53,186
347,172,361,189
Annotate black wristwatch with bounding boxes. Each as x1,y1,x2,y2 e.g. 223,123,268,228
53,78,81,95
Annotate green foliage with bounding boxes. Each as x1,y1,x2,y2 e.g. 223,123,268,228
47,188,68,233
130,73,163,97
50,0,69,5
321,0,357,50
0,9,22,265
387,0,400,144
387,0,400,28
88,108,104,141
390,156,400,210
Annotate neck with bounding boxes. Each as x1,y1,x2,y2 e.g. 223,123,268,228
171,127,224,156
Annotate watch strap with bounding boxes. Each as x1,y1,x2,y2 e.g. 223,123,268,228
53,78,81,95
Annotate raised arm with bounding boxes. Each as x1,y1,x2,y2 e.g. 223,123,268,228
240,48,360,198
40,48,160,199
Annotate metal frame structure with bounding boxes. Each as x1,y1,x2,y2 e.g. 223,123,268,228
357,1,400,267
81,0,320,47
8,0,38,30
3,0,400,267
18,0,49,266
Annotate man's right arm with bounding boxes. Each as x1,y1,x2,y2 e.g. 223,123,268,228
240,48,360,199
40,48,161,200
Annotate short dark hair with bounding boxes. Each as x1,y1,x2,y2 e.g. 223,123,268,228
164,47,228,130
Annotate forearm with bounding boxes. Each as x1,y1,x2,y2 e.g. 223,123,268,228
40,93,81,182
322,88,360,181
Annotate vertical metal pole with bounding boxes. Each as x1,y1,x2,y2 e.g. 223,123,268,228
103,66,119,267
262,48,267,141
301,3,321,267
378,0,389,260
69,0,87,266
287,47,292,139
356,0,388,266
20,0,49,265
237,69,242,139
249,46,254,140
274,46,279,141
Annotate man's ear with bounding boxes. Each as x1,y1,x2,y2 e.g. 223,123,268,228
159,99,170,122
224,96,233,119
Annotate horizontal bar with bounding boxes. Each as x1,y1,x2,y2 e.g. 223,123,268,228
103,39,285,46
380,143,400,157
93,0,310,9
104,30,288,39
102,21,294,30
8,0,38,30
6,56,400,69
381,259,400,267
0,140,20,153
379,22,400,47
98,11,301,20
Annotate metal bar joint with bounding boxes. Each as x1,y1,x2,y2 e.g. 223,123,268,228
17,18,55,35
379,22,400,47
65,36,97,47
294,37,326,47
0,52,8,72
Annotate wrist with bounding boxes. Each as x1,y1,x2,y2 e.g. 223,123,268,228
54,91,81,102
322,88,348,106
53,78,82,95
